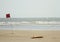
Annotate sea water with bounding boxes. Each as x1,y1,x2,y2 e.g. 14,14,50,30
0,18,60,30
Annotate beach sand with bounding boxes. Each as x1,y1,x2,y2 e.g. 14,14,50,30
0,30,60,42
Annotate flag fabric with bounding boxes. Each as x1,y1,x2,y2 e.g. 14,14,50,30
6,13,10,18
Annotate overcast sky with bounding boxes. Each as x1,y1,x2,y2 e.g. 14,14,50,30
0,0,60,18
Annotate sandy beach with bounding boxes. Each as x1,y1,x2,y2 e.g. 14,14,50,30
0,30,60,42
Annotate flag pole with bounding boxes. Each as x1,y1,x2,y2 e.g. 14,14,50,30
6,13,14,34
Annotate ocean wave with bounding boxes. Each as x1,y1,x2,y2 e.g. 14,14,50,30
0,21,60,25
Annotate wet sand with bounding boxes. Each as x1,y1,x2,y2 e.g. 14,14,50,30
0,30,60,42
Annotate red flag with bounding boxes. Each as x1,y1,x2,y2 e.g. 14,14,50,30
6,13,10,18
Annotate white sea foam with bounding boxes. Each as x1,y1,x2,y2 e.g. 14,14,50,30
0,21,60,25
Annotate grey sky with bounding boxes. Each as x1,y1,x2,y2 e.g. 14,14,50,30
0,0,60,18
